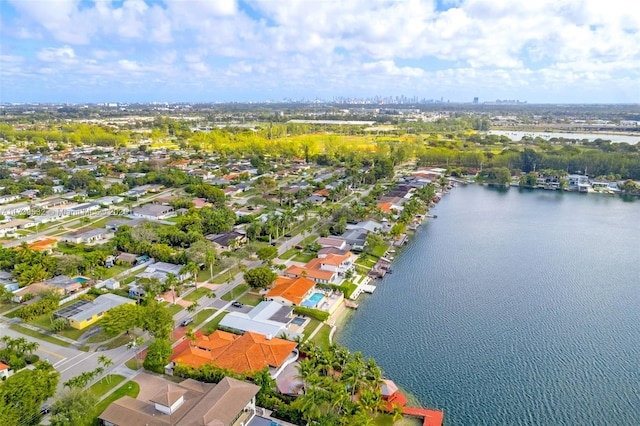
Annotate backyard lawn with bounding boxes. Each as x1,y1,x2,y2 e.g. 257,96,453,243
302,318,321,340
104,265,129,279
371,243,391,258
200,311,229,334
310,324,332,348
221,284,249,301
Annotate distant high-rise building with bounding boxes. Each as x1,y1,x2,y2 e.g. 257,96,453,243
473,97,479,104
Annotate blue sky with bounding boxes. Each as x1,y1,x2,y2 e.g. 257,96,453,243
1,0,639,104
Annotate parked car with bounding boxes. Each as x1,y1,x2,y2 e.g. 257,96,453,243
295,245,303,249
231,302,243,308
156,297,165,302
284,233,292,237
180,317,193,327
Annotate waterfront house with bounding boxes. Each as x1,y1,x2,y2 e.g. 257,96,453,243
99,376,259,426
171,330,297,376
219,301,299,340
265,276,316,306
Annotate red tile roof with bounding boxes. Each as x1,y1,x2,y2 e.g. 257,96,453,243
172,331,297,375
266,276,316,305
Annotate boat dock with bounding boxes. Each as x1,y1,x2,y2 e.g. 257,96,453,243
403,406,444,426
344,300,359,309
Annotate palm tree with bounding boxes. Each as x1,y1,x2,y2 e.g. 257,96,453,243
205,249,216,283
180,262,200,287
187,300,199,317
97,355,113,383
127,336,145,368
295,358,319,394
165,273,178,304
185,327,196,347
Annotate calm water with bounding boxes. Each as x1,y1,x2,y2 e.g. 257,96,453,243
337,185,640,425
489,130,639,145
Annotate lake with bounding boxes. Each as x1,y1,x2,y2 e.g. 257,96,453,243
337,185,640,425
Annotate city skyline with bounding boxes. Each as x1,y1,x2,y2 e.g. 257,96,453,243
1,0,639,104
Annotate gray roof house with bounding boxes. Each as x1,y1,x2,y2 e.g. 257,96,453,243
219,301,300,339
132,204,176,220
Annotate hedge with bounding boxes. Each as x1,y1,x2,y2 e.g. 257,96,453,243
292,306,329,322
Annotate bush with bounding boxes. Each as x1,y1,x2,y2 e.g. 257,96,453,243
143,339,173,373
292,306,329,321
25,354,39,364
19,298,58,322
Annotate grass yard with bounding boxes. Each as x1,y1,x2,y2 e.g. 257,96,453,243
98,331,143,350
104,265,129,279
299,235,318,246
278,247,299,260
221,284,249,301
197,269,213,282
29,314,101,341
371,243,391,258
88,375,126,397
338,282,358,299
9,325,71,347
310,324,332,348
88,216,128,229
183,287,212,302
210,267,242,284
91,381,140,425
191,308,214,327
164,303,184,316
124,357,141,370
292,252,315,263
302,318,321,340
0,302,19,314
200,311,229,334
237,292,263,306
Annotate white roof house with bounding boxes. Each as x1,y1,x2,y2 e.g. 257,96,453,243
219,301,300,339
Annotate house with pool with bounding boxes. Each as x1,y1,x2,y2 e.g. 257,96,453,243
265,276,344,316
284,251,356,285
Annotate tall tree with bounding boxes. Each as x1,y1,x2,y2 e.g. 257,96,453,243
49,387,97,426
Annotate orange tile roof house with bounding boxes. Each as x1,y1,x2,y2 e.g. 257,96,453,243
284,252,356,285
99,376,259,426
172,331,297,376
265,276,316,306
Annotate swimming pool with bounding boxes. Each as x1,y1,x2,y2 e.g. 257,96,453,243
74,277,89,284
301,292,324,308
291,317,307,327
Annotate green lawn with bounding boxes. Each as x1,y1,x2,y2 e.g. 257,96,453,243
302,318,321,340
91,381,140,425
237,292,263,306
356,254,378,268
197,269,213,282
0,302,19,314
104,265,129,279
9,325,71,347
4,307,22,318
88,216,127,229
221,284,249,301
98,331,143,350
85,329,113,343
200,311,229,334
338,282,358,299
310,324,332,348
299,235,318,246
278,247,299,260
164,303,183,316
292,253,315,263
88,375,126,397
371,243,391,258
124,357,141,370
210,267,242,284
183,287,212,302
192,308,214,327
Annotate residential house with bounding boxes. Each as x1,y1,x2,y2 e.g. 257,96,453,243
219,301,298,339
27,238,57,253
205,231,247,250
0,194,20,205
132,204,175,220
265,276,316,306
317,237,349,250
60,227,113,244
99,376,259,426
0,363,11,380
53,294,135,329
284,252,355,285
171,330,297,376
41,275,83,295
12,282,64,302
137,261,190,283
0,219,35,238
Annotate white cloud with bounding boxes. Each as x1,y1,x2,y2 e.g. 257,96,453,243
36,46,76,63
